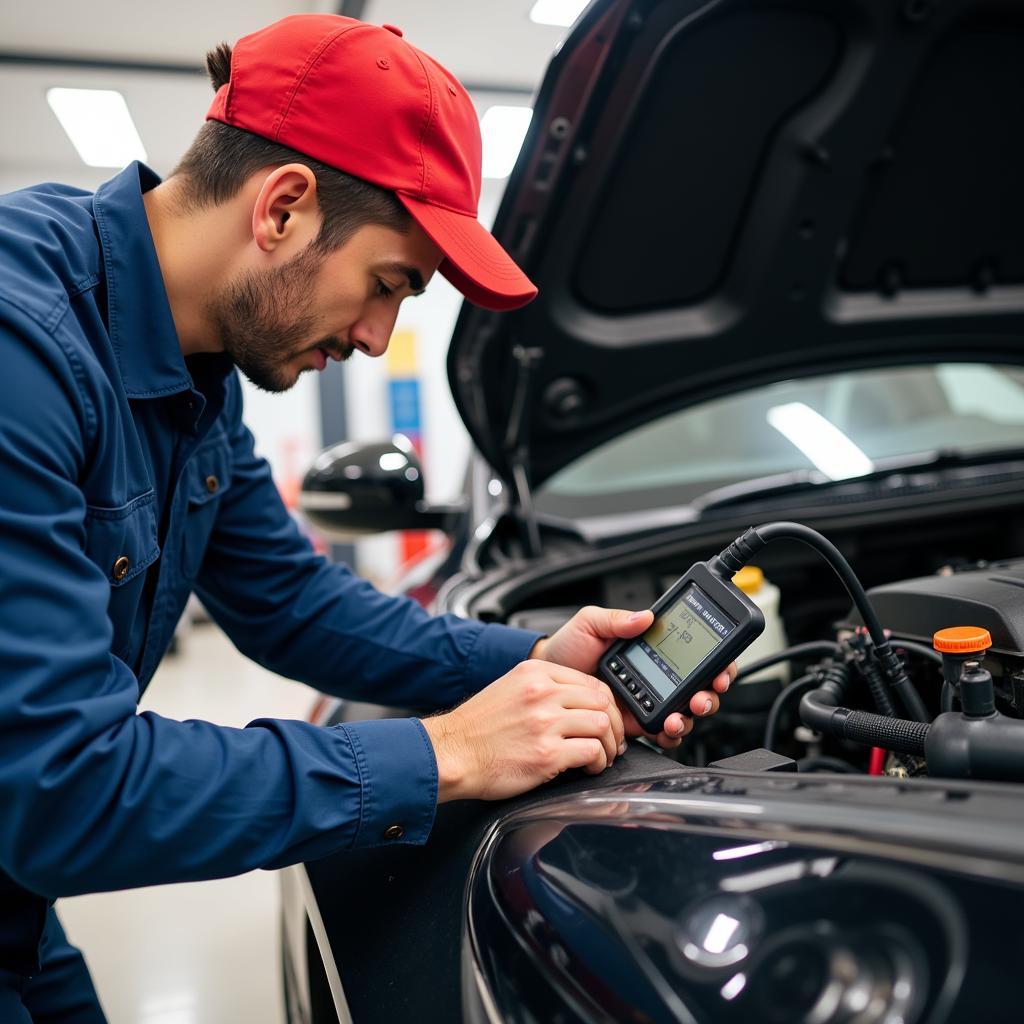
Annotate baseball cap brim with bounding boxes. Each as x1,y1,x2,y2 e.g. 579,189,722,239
397,194,538,312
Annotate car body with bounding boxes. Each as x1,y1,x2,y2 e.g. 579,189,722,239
285,0,1024,1020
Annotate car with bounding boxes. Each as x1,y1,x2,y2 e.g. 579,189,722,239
283,0,1024,1021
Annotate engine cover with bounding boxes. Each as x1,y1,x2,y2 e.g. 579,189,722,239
862,560,1024,658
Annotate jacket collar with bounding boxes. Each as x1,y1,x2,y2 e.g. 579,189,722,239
92,162,210,399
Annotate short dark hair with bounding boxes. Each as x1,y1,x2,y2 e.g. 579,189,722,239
171,43,411,253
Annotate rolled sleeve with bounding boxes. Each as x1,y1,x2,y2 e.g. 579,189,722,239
343,718,439,848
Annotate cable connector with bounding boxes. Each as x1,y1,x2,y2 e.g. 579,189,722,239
847,631,897,717
708,526,766,578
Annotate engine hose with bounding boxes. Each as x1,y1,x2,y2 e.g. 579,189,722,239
763,672,820,751
800,688,930,756
711,522,929,722
736,640,843,683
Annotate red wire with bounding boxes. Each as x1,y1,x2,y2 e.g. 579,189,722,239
868,746,886,775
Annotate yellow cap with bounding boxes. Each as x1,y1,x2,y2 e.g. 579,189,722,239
732,565,764,595
933,626,992,654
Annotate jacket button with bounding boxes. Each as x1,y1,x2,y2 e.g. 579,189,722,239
205,475,219,494
112,556,131,581
382,824,405,841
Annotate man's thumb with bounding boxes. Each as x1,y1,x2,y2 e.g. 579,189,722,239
611,607,653,638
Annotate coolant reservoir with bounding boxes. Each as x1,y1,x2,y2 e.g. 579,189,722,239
732,565,789,684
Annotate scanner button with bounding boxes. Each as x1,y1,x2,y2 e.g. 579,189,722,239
626,679,639,694
640,697,655,712
616,670,630,683
608,658,621,672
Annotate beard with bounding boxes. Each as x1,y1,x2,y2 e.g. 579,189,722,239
208,242,353,393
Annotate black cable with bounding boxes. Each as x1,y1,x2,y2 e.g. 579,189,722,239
764,672,820,751
736,641,842,683
798,756,859,774
711,522,929,722
891,638,944,664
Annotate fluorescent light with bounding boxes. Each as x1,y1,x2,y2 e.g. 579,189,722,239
480,105,533,179
766,402,874,481
529,0,590,27
46,88,147,168
713,840,785,861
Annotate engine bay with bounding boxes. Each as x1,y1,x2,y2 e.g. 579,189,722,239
502,510,1024,781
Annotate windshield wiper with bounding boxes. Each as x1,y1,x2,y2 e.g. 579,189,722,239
691,470,828,512
692,445,1024,513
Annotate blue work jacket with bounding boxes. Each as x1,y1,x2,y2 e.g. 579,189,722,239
0,163,539,974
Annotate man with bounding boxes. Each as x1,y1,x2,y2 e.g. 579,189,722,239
0,15,732,1021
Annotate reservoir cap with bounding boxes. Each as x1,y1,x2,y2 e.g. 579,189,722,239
933,626,992,654
732,565,764,595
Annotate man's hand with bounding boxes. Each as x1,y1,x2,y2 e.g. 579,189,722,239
420,660,625,802
530,606,736,750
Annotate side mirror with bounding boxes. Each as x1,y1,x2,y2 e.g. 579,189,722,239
300,437,464,537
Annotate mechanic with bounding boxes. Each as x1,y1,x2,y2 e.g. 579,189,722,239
0,15,733,1021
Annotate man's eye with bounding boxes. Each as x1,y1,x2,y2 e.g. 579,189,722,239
375,279,394,298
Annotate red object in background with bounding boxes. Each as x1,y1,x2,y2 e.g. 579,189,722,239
401,433,431,564
869,747,886,775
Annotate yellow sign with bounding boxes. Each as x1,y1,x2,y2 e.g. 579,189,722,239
386,329,418,376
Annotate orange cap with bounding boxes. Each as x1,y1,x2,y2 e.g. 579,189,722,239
933,626,992,654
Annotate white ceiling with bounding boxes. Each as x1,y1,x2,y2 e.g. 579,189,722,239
0,1,570,191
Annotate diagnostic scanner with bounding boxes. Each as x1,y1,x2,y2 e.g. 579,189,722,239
600,561,765,733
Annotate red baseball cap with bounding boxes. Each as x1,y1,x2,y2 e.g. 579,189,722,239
206,14,537,312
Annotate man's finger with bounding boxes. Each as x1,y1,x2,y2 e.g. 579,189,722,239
712,671,731,694
555,684,614,713
561,737,609,776
545,662,609,691
574,605,653,641
657,714,693,749
599,683,627,752
688,691,720,717
662,711,687,737
560,708,618,767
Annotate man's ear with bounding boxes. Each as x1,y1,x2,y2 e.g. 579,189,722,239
251,164,320,253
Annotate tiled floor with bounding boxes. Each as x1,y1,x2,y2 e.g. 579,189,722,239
58,619,320,1024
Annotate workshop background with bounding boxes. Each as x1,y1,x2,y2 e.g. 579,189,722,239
0,2,582,1021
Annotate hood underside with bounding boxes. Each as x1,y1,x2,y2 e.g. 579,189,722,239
448,0,1024,488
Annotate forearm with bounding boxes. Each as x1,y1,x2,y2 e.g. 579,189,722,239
1,693,438,897
198,554,540,708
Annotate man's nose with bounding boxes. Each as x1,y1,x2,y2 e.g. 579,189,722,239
350,306,399,358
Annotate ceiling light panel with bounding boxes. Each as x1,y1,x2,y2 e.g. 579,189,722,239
480,105,533,179
46,88,148,168
529,0,590,27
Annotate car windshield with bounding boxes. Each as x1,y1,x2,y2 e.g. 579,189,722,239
536,363,1024,517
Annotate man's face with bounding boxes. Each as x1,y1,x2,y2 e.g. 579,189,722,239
209,221,442,393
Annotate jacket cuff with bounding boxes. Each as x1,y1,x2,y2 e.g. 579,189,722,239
466,623,542,695
339,717,439,848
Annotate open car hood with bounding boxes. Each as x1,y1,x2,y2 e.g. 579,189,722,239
447,0,1024,492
